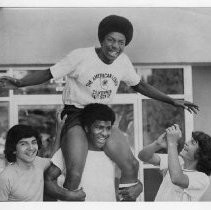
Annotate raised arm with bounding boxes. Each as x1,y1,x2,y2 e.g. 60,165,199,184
166,125,189,188
50,108,67,157
131,80,199,114
0,69,52,89
44,163,86,201
138,132,167,166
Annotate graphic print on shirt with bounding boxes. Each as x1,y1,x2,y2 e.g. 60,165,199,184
85,73,119,100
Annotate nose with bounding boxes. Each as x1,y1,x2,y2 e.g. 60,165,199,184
184,142,189,147
28,143,35,150
101,129,109,137
111,41,119,49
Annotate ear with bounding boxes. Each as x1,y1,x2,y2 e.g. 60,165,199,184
13,151,16,154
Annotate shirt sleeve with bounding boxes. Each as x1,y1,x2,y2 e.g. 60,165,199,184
51,148,65,172
121,54,140,86
0,173,10,201
182,171,210,200
50,48,83,80
157,154,168,170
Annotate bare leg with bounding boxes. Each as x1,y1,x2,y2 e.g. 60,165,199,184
61,125,88,190
104,127,139,184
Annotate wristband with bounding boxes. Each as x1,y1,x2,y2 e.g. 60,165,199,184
119,182,138,188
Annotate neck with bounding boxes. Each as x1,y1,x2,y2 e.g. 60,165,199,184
95,47,113,64
15,158,34,170
88,141,103,151
183,158,197,171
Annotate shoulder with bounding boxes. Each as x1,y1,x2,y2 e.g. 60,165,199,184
0,164,16,181
189,171,209,181
34,156,50,170
185,170,210,188
118,53,132,65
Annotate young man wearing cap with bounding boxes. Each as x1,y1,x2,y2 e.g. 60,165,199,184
0,15,199,195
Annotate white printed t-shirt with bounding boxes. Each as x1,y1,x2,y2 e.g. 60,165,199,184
51,148,116,201
50,47,140,108
155,154,210,201
0,156,50,201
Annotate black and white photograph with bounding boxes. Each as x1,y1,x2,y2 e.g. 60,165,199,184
1,2,211,205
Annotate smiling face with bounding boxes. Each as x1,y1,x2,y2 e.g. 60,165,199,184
15,136,38,164
99,32,126,64
87,120,112,150
180,137,199,161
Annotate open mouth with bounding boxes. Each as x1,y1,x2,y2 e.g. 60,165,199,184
97,138,106,143
26,151,37,157
181,147,188,153
108,51,119,57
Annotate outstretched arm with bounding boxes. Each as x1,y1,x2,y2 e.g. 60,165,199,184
0,69,52,89
131,80,199,114
44,163,86,201
166,125,189,188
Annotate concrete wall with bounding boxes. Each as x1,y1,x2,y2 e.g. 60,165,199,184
1,7,211,64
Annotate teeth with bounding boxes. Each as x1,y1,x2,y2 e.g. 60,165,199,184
27,152,36,156
109,51,118,56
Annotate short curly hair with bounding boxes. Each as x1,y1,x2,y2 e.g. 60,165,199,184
81,103,115,129
98,15,133,46
4,124,42,163
192,131,211,176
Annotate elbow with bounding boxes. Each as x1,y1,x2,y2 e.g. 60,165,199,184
170,175,181,186
138,151,150,162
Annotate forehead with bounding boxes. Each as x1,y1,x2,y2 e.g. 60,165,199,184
105,32,126,40
92,120,112,127
18,136,37,143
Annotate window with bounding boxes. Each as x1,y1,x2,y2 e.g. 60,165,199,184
0,65,194,201
136,65,193,201
0,102,9,172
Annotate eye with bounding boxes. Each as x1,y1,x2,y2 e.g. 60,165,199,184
191,139,197,145
106,37,114,43
32,140,38,145
106,126,112,131
119,41,125,46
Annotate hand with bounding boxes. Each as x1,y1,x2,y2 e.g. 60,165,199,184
118,180,143,201
0,76,20,89
166,124,182,145
65,187,86,201
155,132,167,149
56,107,67,129
174,100,199,114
